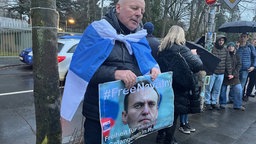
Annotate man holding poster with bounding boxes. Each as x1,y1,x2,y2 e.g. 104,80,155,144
60,0,161,143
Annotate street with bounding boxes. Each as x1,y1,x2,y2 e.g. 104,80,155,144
0,65,35,143
0,65,83,143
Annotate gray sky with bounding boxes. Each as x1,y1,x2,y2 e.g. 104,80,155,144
239,1,255,21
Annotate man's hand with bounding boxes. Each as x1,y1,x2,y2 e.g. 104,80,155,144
150,67,161,81
228,74,234,80
248,67,254,72
191,49,197,55
114,70,137,88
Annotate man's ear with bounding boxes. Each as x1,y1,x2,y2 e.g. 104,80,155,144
116,3,121,14
122,111,128,125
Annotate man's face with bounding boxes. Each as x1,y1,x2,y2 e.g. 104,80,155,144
240,34,249,43
252,39,256,47
116,0,145,31
218,38,225,46
122,87,158,129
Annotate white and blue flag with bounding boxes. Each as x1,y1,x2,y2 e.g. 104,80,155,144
61,19,159,121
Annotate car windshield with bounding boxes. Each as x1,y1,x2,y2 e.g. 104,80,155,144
57,43,64,52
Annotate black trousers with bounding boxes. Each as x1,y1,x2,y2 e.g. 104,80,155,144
84,118,102,144
246,70,256,96
158,113,179,144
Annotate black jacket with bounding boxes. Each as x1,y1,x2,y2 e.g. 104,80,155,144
82,9,143,120
157,44,203,114
223,51,241,86
146,34,160,59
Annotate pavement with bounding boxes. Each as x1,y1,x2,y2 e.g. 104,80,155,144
1,56,256,144
0,56,24,69
136,97,256,144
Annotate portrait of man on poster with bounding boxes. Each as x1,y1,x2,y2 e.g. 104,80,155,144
122,80,160,132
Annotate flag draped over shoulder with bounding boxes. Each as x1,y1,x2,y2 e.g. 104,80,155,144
61,19,159,121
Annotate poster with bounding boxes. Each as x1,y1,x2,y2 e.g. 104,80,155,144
99,72,174,144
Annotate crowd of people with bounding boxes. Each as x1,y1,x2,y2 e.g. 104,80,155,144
204,33,256,112
60,0,256,144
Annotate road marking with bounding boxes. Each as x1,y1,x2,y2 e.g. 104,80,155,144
0,90,33,97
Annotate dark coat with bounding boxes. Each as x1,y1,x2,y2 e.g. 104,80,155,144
211,45,232,75
223,51,241,85
236,43,256,71
157,44,203,114
82,9,143,121
146,34,160,59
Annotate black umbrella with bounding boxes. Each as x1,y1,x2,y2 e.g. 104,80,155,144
194,35,205,47
218,21,256,33
186,41,221,74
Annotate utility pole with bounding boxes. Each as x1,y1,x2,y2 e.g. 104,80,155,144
31,0,62,143
205,0,220,52
204,0,220,85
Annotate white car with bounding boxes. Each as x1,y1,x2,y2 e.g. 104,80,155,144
19,35,81,85
57,37,80,85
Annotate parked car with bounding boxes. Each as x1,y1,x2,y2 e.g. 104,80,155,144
19,35,82,84
19,47,33,65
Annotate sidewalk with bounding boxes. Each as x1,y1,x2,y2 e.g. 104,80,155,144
135,95,256,144
0,56,24,68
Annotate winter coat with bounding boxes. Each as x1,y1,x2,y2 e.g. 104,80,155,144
236,43,256,71
157,43,203,114
146,34,160,59
223,51,241,86
211,45,232,75
82,9,143,121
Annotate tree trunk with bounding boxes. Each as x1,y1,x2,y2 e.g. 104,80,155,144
31,0,62,143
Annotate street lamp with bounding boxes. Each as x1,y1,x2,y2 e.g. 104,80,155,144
65,18,75,32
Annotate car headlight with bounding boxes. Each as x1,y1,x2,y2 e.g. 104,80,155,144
28,51,33,56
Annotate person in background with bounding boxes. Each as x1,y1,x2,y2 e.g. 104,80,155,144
143,22,160,59
204,35,232,110
156,25,203,144
252,37,256,46
244,38,256,98
60,0,160,144
219,42,244,110
236,33,256,102
178,113,196,134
